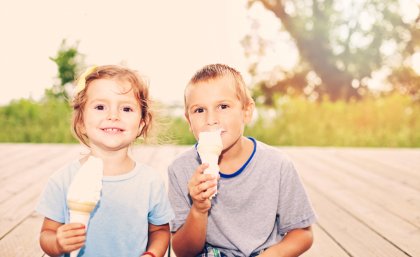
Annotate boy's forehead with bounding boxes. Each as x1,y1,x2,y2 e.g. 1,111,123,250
185,76,239,105
186,76,236,94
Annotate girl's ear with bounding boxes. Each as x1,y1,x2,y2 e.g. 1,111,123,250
79,122,87,134
243,102,255,124
137,120,145,137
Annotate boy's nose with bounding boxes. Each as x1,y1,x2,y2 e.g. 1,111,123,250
206,111,219,125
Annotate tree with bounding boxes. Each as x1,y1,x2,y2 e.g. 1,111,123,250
45,40,84,100
245,0,420,103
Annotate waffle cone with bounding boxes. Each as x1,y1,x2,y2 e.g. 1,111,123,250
67,200,96,213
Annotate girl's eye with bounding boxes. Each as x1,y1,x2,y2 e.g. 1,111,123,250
123,107,133,112
194,108,204,113
219,104,228,109
95,105,105,110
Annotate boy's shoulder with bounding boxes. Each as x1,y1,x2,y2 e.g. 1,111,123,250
255,140,292,162
168,146,200,176
170,146,197,164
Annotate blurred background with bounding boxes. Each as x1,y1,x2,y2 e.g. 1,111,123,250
1,0,419,147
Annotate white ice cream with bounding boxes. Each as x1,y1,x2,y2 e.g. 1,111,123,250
67,156,103,204
67,156,103,257
197,130,223,198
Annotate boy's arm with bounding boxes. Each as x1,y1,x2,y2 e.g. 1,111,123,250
142,223,171,257
39,217,86,257
171,206,209,257
259,226,314,257
171,164,218,257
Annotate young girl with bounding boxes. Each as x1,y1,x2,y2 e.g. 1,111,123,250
36,65,174,257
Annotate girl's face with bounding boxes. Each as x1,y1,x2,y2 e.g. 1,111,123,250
81,78,142,152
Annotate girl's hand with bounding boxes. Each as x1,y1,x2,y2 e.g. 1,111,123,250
56,223,86,253
188,163,218,213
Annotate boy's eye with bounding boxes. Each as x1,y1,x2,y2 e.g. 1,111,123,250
219,104,229,109
95,105,105,110
194,108,204,113
123,107,133,112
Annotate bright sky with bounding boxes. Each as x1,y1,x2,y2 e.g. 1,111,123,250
1,1,418,106
0,0,252,106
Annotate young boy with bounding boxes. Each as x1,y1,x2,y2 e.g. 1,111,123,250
168,64,316,257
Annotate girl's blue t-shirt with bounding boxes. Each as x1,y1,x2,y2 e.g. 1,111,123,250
36,160,174,257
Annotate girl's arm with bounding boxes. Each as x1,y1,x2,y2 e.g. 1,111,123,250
259,226,314,257
39,217,86,257
142,223,171,257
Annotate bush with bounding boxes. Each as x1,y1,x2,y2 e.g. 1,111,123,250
1,94,419,147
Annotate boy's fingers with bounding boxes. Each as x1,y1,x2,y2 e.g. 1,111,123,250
196,163,209,174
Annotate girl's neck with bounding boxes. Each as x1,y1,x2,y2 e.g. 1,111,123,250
84,147,135,176
219,136,253,174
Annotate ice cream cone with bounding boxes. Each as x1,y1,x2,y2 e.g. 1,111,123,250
197,130,223,198
67,201,96,257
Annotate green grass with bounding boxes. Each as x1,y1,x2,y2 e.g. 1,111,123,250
1,94,419,147
245,94,420,147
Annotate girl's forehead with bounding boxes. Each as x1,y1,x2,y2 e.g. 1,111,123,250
86,79,138,101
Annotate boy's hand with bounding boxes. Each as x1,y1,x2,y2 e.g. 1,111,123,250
188,163,218,213
56,223,86,253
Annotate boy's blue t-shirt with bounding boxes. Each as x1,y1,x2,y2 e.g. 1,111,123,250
37,160,174,257
168,139,317,257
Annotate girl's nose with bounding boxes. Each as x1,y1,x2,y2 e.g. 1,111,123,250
107,109,120,121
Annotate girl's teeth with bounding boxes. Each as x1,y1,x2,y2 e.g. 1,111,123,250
104,128,120,132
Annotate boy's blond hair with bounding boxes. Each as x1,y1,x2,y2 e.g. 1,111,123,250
71,65,153,147
184,64,254,118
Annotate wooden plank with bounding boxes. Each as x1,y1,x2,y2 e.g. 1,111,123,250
304,184,408,257
348,148,420,169
0,144,29,162
2,145,419,257
287,148,420,228
0,145,82,239
301,224,350,257
0,213,44,257
0,145,70,200
0,144,51,176
334,148,420,190
286,150,420,257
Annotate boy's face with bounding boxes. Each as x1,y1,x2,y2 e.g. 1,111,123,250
185,76,253,151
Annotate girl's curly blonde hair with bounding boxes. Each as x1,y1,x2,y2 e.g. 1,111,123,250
71,65,153,147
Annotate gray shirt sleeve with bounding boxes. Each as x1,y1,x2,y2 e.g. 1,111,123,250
277,158,316,235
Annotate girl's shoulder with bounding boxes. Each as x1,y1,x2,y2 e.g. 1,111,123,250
46,159,81,188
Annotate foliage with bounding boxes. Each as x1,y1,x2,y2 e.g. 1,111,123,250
46,40,84,101
0,98,75,143
0,95,419,147
245,93,420,147
245,0,420,102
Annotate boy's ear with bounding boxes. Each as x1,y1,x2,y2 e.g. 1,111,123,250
185,114,193,132
243,102,255,124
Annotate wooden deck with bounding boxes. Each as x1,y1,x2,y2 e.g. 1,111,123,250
0,144,419,257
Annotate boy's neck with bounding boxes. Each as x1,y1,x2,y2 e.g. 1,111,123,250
219,136,254,175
